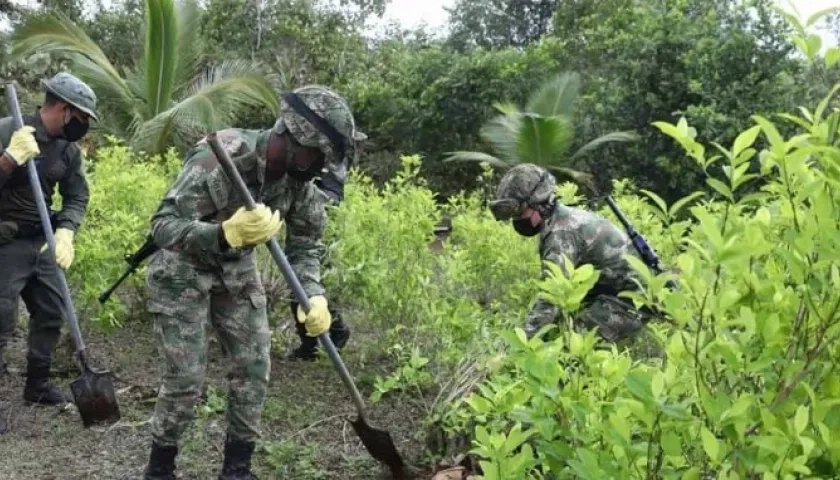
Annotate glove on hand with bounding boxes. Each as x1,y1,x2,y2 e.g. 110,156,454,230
221,204,282,248
40,228,75,269
295,295,332,337
5,126,39,165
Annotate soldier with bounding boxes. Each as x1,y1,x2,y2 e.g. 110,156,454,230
142,85,366,480
488,163,650,345
282,147,362,361
0,72,97,405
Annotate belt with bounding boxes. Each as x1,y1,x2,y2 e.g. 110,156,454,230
14,222,46,239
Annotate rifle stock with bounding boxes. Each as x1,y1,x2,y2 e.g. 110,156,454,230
98,235,159,304
603,195,678,290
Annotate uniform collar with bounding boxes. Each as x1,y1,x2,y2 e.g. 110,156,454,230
30,107,54,143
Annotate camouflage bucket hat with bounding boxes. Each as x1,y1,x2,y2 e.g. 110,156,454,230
488,164,556,221
278,85,366,175
41,72,99,121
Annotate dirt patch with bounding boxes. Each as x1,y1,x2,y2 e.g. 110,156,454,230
0,314,435,480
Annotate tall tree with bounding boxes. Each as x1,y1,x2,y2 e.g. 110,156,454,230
9,0,280,155
445,0,559,51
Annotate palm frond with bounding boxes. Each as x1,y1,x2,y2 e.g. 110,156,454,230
9,11,136,123
516,113,575,166
479,111,522,163
569,130,640,161
144,0,179,117
442,151,511,168
172,0,204,96
546,165,596,192
526,71,581,118
131,59,279,154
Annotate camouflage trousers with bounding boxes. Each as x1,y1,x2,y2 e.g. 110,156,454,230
145,249,271,447
527,294,663,359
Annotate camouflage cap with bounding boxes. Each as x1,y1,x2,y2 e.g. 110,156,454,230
41,72,99,121
488,163,556,221
278,85,365,174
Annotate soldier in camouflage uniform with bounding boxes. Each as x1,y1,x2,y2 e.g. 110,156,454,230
488,164,648,344
0,72,97,405
142,85,366,480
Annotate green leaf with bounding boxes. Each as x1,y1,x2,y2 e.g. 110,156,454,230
733,125,762,157
701,426,720,463
807,7,840,27
639,189,668,217
706,178,733,201
668,191,705,218
794,405,809,434
826,47,840,68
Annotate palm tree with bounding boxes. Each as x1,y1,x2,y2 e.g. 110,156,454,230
444,71,638,192
9,0,280,156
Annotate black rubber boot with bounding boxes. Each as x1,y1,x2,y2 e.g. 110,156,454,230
22,360,72,405
281,304,351,361
218,436,258,480
144,441,178,480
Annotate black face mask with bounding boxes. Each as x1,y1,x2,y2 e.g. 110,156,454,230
512,217,542,237
62,116,89,142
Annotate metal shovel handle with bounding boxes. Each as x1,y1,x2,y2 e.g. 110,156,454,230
4,84,88,366
206,132,369,420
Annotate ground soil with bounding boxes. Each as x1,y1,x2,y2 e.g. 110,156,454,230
0,311,436,480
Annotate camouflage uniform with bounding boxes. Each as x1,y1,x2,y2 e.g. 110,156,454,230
143,85,365,480
489,164,647,344
0,72,97,405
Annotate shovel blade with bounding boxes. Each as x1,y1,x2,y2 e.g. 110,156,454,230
349,416,409,479
70,368,121,428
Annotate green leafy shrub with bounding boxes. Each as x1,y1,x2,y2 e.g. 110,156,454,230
68,136,181,329
446,85,840,478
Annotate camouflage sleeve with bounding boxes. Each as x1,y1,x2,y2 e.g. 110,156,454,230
284,183,328,298
150,148,224,255
54,143,90,232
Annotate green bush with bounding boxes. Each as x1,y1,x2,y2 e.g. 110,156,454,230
444,89,840,478
68,136,181,329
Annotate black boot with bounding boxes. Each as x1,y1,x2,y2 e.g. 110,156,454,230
144,441,178,480
218,436,257,480
281,312,351,361
22,360,72,405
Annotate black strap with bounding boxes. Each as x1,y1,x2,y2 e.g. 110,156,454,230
283,93,348,162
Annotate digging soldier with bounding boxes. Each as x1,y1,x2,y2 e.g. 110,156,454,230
0,72,98,405
488,164,653,347
142,85,366,480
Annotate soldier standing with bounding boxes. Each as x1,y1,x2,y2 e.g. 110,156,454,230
0,72,97,405
488,163,649,344
142,85,366,480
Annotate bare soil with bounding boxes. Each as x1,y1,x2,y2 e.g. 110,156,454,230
0,311,435,480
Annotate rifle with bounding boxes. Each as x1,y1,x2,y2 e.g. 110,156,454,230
98,234,159,304
603,195,678,291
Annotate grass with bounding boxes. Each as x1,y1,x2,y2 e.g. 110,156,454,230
0,306,436,479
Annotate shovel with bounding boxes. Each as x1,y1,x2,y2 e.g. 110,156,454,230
4,83,121,428
206,132,410,479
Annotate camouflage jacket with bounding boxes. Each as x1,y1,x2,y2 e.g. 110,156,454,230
149,128,329,297
527,203,640,325
0,110,89,232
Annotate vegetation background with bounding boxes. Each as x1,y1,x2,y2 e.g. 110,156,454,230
1,0,840,479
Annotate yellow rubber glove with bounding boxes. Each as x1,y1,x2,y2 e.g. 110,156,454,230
295,295,332,337
5,126,39,165
54,228,75,269
221,204,282,248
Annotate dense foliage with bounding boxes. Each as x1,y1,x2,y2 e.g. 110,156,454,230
3,0,840,478
2,0,838,200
